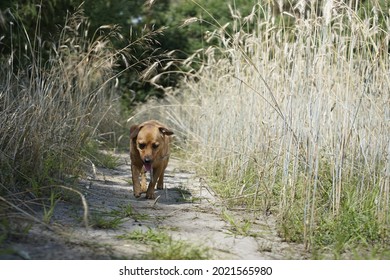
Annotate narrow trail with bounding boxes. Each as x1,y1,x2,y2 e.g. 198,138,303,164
4,152,307,259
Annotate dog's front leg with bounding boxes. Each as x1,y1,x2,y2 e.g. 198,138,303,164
140,167,148,193
157,160,168,190
157,168,166,190
145,167,163,199
131,164,142,198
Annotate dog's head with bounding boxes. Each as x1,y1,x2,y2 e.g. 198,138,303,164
130,121,174,172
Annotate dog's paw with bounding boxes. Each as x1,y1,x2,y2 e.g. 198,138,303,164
134,192,141,198
145,191,155,199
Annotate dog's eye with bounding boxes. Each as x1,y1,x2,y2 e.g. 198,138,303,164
138,143,146,150
152,143,159,149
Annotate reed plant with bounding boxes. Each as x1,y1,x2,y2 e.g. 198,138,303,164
0,9,117,192
0,7,163,231
157,0,390,257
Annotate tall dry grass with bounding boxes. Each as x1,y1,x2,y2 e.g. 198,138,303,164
0,7,171,238
0,5,168,222
0,10,117,194
156,1,390,255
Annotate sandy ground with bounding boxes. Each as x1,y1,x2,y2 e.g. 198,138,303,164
1,152,307,260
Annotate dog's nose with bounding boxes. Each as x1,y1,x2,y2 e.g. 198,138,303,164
144,157,152,164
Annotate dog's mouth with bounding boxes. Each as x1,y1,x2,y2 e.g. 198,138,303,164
143,162,152,172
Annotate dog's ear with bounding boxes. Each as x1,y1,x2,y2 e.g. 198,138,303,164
159,126,174,136
130,125,140,140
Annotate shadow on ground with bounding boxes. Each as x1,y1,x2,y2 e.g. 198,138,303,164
1,152,307,259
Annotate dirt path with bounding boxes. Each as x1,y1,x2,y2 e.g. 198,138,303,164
3,152,307,259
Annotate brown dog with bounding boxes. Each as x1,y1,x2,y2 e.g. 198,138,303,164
129,120,174,199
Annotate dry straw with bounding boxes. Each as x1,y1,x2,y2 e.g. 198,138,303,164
152,0,390,249
0,7,153,227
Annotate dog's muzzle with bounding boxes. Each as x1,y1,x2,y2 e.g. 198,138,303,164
143,158,153,172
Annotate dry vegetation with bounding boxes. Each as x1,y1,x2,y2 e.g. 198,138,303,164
153,1,390,257
0,8,163,237
1,1,389,259
0,10,121,194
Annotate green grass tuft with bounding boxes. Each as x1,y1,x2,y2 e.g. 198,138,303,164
118,228,210,260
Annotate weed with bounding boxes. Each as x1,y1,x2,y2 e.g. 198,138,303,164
118,228,170,244
90,213,125,230
149,239,209,260
116,204,135,218
221,210,259,238
0,217,32,243
118,228,210,259
42,191,61,224
115,204,150,221
171,187,198,203
82,141,122,169
89,204,149,230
